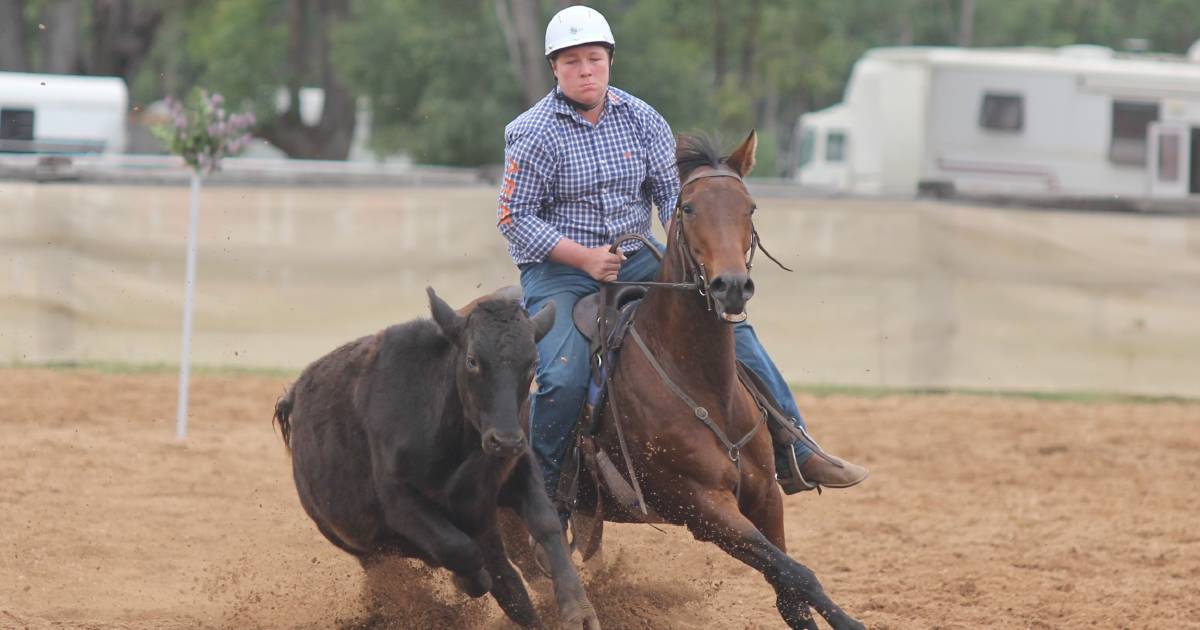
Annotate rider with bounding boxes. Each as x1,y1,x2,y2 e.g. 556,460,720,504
497,6,868,519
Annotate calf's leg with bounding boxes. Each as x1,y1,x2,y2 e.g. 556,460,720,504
503,459,600,630
477,524,545,629
376,481,490,596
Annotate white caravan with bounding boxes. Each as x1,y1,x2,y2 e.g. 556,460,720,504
0,71,128,154
796,44,1200,202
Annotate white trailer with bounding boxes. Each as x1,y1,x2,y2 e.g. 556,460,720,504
0,71,128,154
797,44,1200,202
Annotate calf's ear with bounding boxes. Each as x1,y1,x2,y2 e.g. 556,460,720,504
427,287,464,344
530,301,556,343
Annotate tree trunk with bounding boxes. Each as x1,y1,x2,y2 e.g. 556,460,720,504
957,0,975,47
0,0,30,72
40,0,83,73
713,0,727,86
258,0,357,160
738,0,760,90
494,0,549,106
87,0,164,82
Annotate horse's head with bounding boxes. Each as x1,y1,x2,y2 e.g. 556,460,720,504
427,287,555,458
673,130,764,322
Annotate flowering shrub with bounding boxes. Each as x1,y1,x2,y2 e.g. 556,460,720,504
155,89,257,175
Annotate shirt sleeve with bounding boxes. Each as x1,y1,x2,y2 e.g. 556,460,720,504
497,130,562,263
641,111,680,229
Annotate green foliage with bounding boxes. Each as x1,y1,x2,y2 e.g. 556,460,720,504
111,0,1200,167
184,1,288,116
332,0,522,164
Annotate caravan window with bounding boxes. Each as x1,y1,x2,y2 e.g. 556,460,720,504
979,93,1024,132
1109,100,1159,166
0,108,35,141
826,131,846,162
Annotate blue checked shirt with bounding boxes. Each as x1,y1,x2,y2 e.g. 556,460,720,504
497,86,679,265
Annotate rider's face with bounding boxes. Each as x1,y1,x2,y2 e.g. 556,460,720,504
551,45,611,110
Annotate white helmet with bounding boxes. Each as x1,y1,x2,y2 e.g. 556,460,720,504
544,5,615,58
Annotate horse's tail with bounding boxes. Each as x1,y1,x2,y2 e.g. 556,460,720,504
273,386,295,452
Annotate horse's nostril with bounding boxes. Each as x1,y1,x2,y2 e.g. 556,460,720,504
744,277,755,295
709,277,727,294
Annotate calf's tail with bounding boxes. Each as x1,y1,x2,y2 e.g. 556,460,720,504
273,387,295,451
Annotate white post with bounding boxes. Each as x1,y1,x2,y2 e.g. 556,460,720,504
176,171,202,442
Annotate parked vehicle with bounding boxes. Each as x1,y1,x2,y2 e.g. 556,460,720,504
797,43,1200,203
0,71,128,154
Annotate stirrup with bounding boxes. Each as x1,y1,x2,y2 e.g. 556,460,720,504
776,445,818,495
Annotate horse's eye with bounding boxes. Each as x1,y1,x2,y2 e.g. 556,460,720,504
465,355,480,371
681,203,695,215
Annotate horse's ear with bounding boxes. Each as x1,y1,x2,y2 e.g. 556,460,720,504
726,129,757,178
530,301,556,343
427,287,464,344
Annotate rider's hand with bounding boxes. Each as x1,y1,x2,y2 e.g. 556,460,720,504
581,245,625,283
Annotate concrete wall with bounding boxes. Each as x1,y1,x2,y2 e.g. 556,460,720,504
3,182,1199,397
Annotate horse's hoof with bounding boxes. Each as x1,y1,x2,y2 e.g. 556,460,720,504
832,617,866,630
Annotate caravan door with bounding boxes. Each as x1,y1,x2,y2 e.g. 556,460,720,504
1147,122,1190,198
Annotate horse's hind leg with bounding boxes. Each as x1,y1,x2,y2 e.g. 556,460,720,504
685,490,864,630
478,524,545,629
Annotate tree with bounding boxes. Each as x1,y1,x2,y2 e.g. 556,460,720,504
333,0,523,165
40,1,84,74
260,0,357,159
88,0,167,83
178,0,357,160
494,0,551,107
0,0,30,71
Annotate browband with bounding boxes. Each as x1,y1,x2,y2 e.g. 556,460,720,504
679,169,743,190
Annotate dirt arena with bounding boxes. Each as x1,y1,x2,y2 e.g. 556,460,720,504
2,367,1197,629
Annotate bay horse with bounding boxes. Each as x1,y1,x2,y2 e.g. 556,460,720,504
513,131,865,630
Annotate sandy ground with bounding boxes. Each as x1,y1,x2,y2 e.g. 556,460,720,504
2,367,1198,629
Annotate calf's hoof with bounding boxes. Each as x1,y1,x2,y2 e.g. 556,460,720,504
562,598,600,630
451,567,492,598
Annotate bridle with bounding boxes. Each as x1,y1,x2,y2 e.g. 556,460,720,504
609,166,791,320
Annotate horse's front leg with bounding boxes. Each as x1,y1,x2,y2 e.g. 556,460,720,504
501,456,600,630
683,487,864,630
742,478,819,628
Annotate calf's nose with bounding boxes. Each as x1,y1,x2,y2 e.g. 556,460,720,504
482,429,526,457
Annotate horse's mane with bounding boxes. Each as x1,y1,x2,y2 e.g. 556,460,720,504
676,133,726,181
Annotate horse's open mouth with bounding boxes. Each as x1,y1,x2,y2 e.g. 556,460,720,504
721,310,747,323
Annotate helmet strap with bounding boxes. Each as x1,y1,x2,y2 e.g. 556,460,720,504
557,88,607,114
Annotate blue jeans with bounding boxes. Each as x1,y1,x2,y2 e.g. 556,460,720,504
520,241,813,503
